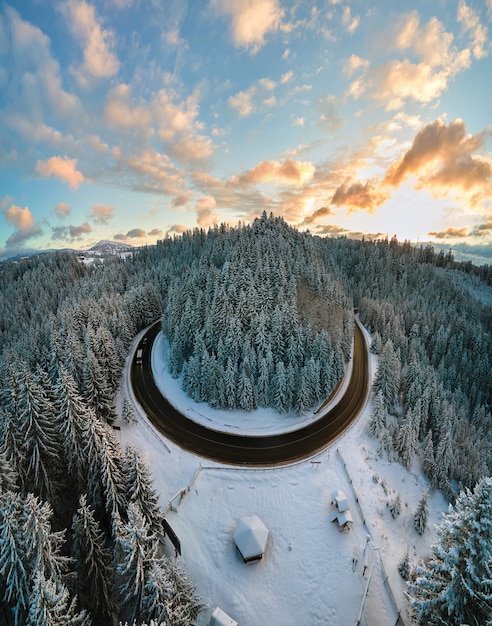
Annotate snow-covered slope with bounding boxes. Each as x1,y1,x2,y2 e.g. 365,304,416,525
117,327,448,626
88,240,134,254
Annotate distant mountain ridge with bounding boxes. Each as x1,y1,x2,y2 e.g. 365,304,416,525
1,240,135,263
88,240,134,254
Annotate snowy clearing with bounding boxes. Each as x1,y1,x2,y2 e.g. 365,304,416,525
117,325,448,626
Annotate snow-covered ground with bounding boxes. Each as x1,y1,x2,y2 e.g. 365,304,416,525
117,326,448,626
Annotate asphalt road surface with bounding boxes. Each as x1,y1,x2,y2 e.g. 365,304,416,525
130,319,369,466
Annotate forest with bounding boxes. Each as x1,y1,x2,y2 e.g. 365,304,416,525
0,212,491,625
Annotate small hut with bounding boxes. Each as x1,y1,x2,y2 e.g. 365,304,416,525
233,514,269,563
329,489,353,532
209,607,238,626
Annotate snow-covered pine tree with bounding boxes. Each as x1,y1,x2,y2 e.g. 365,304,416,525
369,390,386,438
413,489,429,535
71,494,116,621
0,491,29,624
409,477,492,625
372,339,400,412
397,404,420,468
16,365,63,501
115,502,158,625
27,571,90,626
123,445,164,537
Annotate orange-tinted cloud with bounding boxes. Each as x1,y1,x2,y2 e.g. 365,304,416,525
230,159,315,187
384,119,483,187
196,195,220,227
3,204,42,247
89,204,115,225
331,179,390,213
302,206,334,224
53,202,71,219
212,0,284,53
428,227,469,238
383,119,492,206
36,155,85,189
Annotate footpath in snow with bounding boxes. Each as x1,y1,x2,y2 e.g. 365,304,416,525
117,324,448,626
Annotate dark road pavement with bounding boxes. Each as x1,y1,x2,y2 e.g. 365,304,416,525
130,319,369,466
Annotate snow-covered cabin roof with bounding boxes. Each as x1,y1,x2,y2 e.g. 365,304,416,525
331,489,349,512
209,606,238,626
233,515,269,562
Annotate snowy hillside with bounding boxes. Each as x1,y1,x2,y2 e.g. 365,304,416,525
88,240,135,254
119,325,449,626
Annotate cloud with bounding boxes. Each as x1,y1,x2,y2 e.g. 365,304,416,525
343,54,369,77
331,179,390,213
196,195,220,227
53,202,71,219
211,0,284,53
301,206,334,225
281,70,293,83
229,159,315,186
2,6,80,123
36,156,85,189
349,13,471,110
293,117,305,127
166,224,188,236
69,222,92,238
457,0,488,60
63,0,119,84
51,225,69,240
470,218,492,237
89,204,115,225
115,228,147,240
148,228,163,237
126,228,147,238
3,204,42,247
342,7,359,34
428,227,469,238
383,119,490,200
228,86,256,117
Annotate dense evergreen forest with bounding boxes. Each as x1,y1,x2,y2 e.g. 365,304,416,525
0,213,491,624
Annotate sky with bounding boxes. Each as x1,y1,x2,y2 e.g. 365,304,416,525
1,0,492,262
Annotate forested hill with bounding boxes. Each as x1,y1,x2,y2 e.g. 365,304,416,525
162,214,353,415
0,213,490,624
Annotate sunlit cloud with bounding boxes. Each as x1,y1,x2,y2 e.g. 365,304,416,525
331,179,390,213
148,228,163,237
349,13,471,110
293,117,305,127
211,0,284,53
36,156,85,189
89,204,115,225
383,119,491,205
166,224,188,236
457,0,488,60
342,7,359,34
343,54,369,77
3,204,42,247
229,159,315,186
62,0,120,85
301,206,335,224
228,86,256,117
196,195,220,227
428,227,469,238
53,202,71,219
